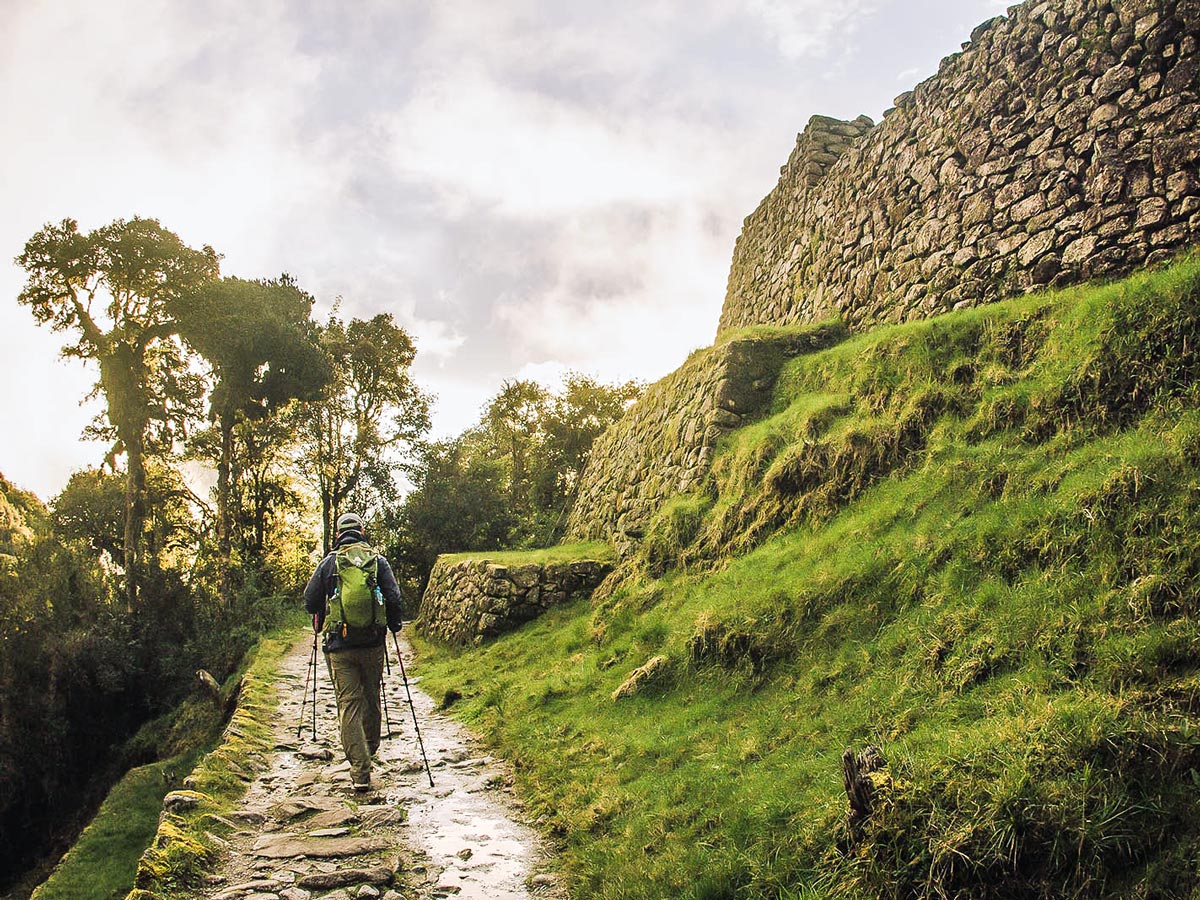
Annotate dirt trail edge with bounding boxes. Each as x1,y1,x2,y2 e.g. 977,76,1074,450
191,633,566,900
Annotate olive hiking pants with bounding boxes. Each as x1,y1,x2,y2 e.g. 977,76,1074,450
325,643,386,783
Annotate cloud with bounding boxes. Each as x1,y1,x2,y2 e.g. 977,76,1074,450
744,0,878,60
1,0,1014,498
379,66,731,219
492,203,728,380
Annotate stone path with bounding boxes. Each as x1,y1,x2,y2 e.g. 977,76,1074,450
190,634,565,900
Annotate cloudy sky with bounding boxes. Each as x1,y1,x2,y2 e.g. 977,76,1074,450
1,0,1009,499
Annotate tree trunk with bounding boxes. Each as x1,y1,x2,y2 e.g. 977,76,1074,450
216,410,234,594
124,429,147,610
321,487,333,555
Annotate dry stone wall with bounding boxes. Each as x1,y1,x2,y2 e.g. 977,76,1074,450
417,557,612,646
567,325,844,551
720,0,1200,334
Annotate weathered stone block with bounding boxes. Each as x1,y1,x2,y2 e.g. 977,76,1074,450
416,555,613,646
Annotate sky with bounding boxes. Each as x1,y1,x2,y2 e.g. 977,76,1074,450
0,0,1011,500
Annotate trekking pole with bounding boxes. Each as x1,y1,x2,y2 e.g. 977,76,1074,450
312,628,321,744
380,675,394,739
309,624,319,740
296,633,316,739
297,637,315,740
392,631,434,787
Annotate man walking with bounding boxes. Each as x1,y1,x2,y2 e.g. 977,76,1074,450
305,512,404,791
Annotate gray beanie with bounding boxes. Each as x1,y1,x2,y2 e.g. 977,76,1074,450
336,512,364,532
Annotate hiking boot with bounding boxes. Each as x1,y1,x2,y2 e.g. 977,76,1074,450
352,773,372,792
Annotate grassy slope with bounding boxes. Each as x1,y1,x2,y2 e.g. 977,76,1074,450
414,256,1200,900
28,752,204,900
29,616,303,900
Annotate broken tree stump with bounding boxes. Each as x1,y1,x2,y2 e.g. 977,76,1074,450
841,745,886,839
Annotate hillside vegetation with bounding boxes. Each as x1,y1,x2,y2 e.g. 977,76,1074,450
414,255,1200,899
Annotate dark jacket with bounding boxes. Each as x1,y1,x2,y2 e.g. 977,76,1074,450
304,529,404,652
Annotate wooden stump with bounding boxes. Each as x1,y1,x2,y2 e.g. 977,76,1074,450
842,745,886,838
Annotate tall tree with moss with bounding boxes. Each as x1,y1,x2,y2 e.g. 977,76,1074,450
295,313,431,553
175,275,330,587
16,218,219,606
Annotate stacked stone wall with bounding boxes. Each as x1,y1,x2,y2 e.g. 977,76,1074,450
566,325,844,551
416,557,612,646
720,0,1200,334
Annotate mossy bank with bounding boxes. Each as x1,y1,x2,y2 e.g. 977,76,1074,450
25,621,301,900
415,255,1200,900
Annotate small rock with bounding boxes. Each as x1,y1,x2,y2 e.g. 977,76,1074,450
271,798,339,821
212,883,282,900
279,889,311,900
357,886,381,899
297,746,334,761
230,810,268,825
531,873,556,886
296,865,393,890
456,848,473,861
306,808,360,829
612,656,670,701
162,790,208,813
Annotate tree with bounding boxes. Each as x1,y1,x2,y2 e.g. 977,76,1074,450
16,218,219,606
541,373,642,517
175,275,330,586
389,438,515,590
390,374,643,582
482,380,550,509
53,466,200,574
294,313,431,552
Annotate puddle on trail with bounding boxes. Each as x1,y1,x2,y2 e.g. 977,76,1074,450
197,632,563,900
378,634,553,899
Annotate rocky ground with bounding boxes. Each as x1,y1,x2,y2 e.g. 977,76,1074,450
187,634,565,900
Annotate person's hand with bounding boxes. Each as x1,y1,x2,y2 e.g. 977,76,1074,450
312,614,321,634
389,622,402,634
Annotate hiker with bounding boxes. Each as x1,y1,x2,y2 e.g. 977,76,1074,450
304,512,404,791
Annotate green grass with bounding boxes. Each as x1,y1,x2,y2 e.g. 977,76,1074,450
28,751,204,900
437,541,615,566
27,615,306,900
125,617,305,899
413,254,1200,900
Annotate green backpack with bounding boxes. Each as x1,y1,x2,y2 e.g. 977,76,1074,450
324,541,387,641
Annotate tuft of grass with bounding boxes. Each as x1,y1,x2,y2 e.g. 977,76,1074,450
414,254,1200,899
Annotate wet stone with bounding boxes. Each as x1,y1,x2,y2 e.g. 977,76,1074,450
271,798,340,821
295,865,393,890
191,635,552,900
250,832,392,859
211,880,283,900
306,809,361,829
297,746,334,761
